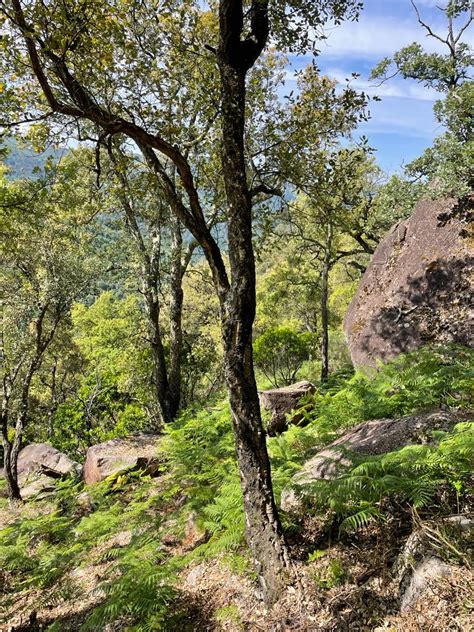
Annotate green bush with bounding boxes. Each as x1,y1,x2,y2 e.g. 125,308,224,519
254,326,315,387
50,373,148,459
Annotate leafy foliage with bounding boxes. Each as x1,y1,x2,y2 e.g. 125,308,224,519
0,473,182,630
254,326,315,387
305,421,474,533
293,345,473,446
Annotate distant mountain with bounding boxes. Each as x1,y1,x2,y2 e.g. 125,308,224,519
3,138,67,179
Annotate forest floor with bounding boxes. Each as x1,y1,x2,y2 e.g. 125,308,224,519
1,489,472,632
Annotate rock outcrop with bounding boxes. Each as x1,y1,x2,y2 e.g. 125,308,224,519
259,380,315,436
344,197,473,368
82,433,161,485
281,409,470,513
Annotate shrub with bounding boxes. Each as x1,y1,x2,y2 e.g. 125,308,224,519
254,326,315,387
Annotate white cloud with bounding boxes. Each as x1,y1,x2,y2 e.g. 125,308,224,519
361,93,441,138
313,13,472,59
323,67,438,101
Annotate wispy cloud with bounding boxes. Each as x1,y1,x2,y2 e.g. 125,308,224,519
313,12,472,59
323,67,439,101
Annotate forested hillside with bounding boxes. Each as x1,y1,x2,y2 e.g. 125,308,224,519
0,0,472,630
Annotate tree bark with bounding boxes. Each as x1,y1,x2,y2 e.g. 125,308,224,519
2,445,22,500
320,222,333,382
1,409,22,501
2,367,35,502
144,279,173,424
168,215,184,419
218,55,292,604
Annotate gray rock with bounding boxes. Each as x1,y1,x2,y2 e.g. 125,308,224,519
445,515,474,531
344,197,473,368
397,528,454,612
20,473,57,499
83,433,161,485
183,563,207,589
281,410,470,513
259,380,315,435
400,556,453,611
17,443,81,479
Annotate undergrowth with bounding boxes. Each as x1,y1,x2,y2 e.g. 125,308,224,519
285,344,473,453
0,473,182,631
304,421,474,533
1,345,473,628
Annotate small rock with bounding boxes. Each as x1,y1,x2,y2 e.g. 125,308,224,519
184,563,207,590
444,514,473,531
400,556,453,611
397,528,454,612
20,473,56,499
259,380,315,435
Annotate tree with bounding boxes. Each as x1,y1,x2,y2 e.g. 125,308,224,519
371,0,472,92
103,146,193,425
260,67,377,381
254,326,313,387
286,148,383,380
371,0,473,199
0,164,94,500
1,0,363,600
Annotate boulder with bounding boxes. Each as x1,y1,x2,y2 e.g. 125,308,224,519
17,443,82,479
281,409,470,513
344,197,473,368
83,433,161,485
0,443,82,499
259,380,315,436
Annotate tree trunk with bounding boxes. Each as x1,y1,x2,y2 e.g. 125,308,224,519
143,284,172,425
1,369,34,502
219,59,292,604
168,215,184,419
320,261,330,382
1,431,21,501
320,223,333,382
110,146,180,426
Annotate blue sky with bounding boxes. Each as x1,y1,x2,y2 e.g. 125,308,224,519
286,0,473,173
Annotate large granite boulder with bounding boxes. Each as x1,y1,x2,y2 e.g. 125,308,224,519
344,197,473,368
281,410,470,513
259,380,315,436
83,433,161,485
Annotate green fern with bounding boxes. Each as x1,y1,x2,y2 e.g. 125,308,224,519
303,421,474,532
